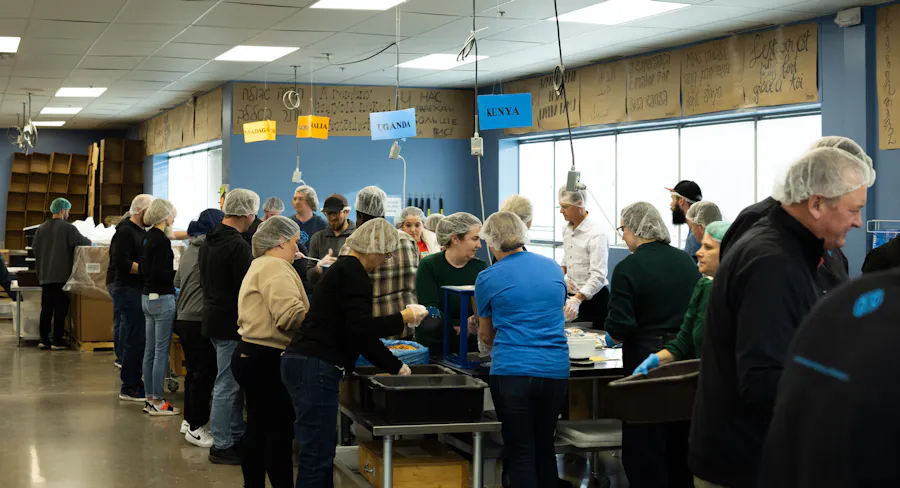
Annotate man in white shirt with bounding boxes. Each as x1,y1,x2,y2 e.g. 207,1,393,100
559,185,610,329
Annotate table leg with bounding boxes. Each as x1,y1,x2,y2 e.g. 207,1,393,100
383,434,393,488
473,431,483,488
16,292,22,347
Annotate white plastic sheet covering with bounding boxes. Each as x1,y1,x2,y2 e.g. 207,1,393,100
72,217,117,244
63,242,185,300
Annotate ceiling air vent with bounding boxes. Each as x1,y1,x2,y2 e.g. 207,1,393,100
729,24,773,35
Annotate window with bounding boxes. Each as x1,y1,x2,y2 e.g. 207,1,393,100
756,115,823,201
152,142,223,231
618,129,679,244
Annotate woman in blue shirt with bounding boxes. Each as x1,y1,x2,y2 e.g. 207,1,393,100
476,211,569,488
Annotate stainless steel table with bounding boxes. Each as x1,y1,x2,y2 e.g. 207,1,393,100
11,280,42,346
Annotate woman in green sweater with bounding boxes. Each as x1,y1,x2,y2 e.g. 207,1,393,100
632,220,732,375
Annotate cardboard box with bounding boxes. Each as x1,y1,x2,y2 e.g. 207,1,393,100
358,440,469,488
170,339,186,377
70,294,113,343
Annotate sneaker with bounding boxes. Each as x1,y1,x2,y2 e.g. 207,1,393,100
208,445,242,465
180,420,189,434
147,400,181,417
50,344,67,351
185,427,214,448
38,343,49,350
118,389,146,402
114,361,122,369
143,401,152,413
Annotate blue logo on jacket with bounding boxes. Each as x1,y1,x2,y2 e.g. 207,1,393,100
853,288,884,318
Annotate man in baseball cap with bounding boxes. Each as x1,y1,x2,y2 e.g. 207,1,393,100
667,180,703,261
306,194,356,294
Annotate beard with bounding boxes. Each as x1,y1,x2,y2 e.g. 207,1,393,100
672,205,687,225
329,218,346,232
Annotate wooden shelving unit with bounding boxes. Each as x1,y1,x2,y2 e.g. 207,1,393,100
98,139,144,222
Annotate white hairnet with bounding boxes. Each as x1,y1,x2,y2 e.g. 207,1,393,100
401,206,425,222
499,194,534,225
621,202,670,243
263,197,285,214
425,214,444,232
809,136,873,169
355,186,387,217
252,215,300,258
480,211,528,252
223,189,261,216
345,218,399,255
436,212,482,247
294,185,319,211
558,184,587,207
685,201,722,228
143,198,176,227
772,147,876,205
129,194,154,215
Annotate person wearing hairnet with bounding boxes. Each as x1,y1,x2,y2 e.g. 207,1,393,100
306,194,356,292
32,198,92,350
667,180,704,261
199,189,260,464
425,213,445,233
140,198,180,416
416,212,488,355
242,196,286,243
475,212,569,488
339,186,420,338
720,136,872,293
400,206,440,257
691,146,875,488
282,219,428,487
685,201,722,244
234,216,309,488
500,194,534,229
113,194,154,401
604,202,700,488
558,185,610,329
290,185,327,248
633,221,732,376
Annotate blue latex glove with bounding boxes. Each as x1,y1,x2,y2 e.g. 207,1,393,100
633,353,660,376
604,332,616,348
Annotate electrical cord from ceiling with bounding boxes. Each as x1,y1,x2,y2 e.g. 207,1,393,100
551,0,577,177
324,42,398,66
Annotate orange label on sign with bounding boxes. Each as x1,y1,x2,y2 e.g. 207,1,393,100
243,120,277,143
297,115,330,139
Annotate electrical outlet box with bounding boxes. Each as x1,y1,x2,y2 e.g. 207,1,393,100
566,170,581,192
470,136,484,157
389,141,402,159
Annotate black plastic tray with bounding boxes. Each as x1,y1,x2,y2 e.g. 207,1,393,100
368,374,488,424
343,364,456,412
606,359,701,424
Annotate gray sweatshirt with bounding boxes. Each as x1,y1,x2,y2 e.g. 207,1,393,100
33,218,92,285
174,237,203,321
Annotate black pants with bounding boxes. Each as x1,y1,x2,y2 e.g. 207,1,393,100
175,320,217,430
622,421,692,488
232,341,294,488
490,375,569,488
576,287,610,329
39,283,68,345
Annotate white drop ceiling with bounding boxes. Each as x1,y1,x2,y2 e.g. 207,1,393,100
0,0,888,130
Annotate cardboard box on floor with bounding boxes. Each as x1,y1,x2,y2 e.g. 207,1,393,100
69,294,113,343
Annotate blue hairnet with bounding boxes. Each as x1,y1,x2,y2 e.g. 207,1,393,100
50,198,71,214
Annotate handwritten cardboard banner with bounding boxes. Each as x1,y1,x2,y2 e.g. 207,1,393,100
399,88,475,139
627,50,682,121
536,71,580,130
742,23,818,108
477,93,533,130
243,120,277,143
370,108,417,140
682,37,744,116
297,115,330,139
578,60,626,126
878,6,900,149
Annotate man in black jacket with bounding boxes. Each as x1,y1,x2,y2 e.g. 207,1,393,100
862,234,900,273
199,188,259,465
690,147,875,488
112,195,154,401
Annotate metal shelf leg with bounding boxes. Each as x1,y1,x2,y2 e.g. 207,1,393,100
473,431,483,488
383,434,393,488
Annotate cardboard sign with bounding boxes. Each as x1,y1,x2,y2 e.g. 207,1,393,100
742,23,818,108
297,115,330,139
477,93,533,130
243,120,276,143
878,6,900,149
682,37,744,116
370,108,417,140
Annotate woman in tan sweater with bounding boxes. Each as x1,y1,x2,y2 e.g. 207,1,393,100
233,216,309,488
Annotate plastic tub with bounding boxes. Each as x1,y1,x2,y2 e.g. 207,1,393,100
344,364,456,412
606,359,701,424
568,335,597,359
368,374,488,424
557,420,623,448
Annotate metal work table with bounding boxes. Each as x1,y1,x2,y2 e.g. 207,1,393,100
11,280,42,346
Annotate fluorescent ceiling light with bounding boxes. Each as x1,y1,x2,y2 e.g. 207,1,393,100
398,53,488,70
32,121,65,127
553,0,690,25
310,0,406,10
41,107,82,115
55,87,107,97
215,45,299,62
0,36,20,53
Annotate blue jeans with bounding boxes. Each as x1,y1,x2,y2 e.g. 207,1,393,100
210,338,245,450
114,286,145,393
108,284,123,361
281,354,343,488
142,294,176,400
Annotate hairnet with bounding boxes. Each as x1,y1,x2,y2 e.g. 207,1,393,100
188,208,224,236
621,202,670,243
705,221,732,243
252,215,300,258
263,197,285,214
129,194,154,215
499,194,534,225
50,198,71,214
355,186,387,217
143,198,176,227
425,214,444,232
772,147,876,205
294,185,319,211
223,189,261,217
809,136,873,169
345,218,399,255
558,184,587,207
436,212,482,247
400,206,425,222
685,201,723,228
480,212,528,252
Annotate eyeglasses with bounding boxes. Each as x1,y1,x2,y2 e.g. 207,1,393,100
616,226,626,239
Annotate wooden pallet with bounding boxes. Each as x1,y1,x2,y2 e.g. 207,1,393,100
73,340,114,352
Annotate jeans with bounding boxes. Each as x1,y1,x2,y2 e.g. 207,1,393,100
39,283,69,345
175,320,216,430
490,375,569,488
282,353,343,488
142,294,176,400
233,342,294,488
115,286,145,393
210,338,245,450
108,284,123,361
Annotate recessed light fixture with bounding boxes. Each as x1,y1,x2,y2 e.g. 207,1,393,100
215,45,299,62
55,87,107,97
41,107,82,115
398,53,489,70
32,121,66,127
310,0,406,10
553,0,690,25
0,36,21,53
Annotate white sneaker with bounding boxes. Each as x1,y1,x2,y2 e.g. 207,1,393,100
147,400,181,417
185,426,214,448
180,420,189,434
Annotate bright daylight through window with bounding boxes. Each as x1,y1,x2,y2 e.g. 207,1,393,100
152,143,223,231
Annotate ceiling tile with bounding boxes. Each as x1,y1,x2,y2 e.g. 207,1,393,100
563,26,677,54
80,56,145,70
478,0,614,20
295,33,404,64
467,39,542,57
626,5,764,29
7,77,64,94
197,3,299,29
123,70,189,83
153,43,232,59
0,18,28,37
406,16,535,54
739,9,819,25
688,18,769,33
89,40,165,57
117,0,214,24
66,68,130,84
11,67,73,79
112,80,173,91
348,12,459,37
778,0,879,13
31,0,128,23
100,23,188,42
484,19,604,44
401,0,516,16
17,38,93,56
196,61,262,76
138,57,210,72
233,0,316,5
164,79,223,93
26,20,108,40
704,0,817,7
102,88,163,99
173,26,261,45
401,70,479,86
244,29,335,48
622,28,722,50
14,53,82,70
273,8,378,31
0,0,34,18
